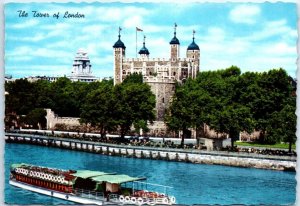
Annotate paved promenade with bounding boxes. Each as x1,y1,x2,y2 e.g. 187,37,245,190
5,131,296,172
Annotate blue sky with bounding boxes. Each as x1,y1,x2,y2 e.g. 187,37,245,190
5,2,297,78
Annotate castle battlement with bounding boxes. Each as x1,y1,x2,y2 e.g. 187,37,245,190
124,57,169,62
124,57,190,63
143,76,176,83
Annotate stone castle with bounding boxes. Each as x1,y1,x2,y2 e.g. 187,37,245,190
113,24,200,121
45,24,202,138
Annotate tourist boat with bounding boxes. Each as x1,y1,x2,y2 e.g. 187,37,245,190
9,163,176,205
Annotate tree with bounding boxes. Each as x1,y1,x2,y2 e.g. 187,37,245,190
24,108,47,129
5,78,36,115
203,68,254,148
240,69,294,144
165,83,194,147
122,73,143,84
266,98,296,152
113,76,156,140
165,77,215,147
210,104,254,148
80,82,115,138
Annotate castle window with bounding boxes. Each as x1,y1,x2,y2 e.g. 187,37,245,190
150,72,152,75
173,72,176,76
162,98,164,103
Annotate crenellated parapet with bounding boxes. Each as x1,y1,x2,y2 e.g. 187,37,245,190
143,76,176,84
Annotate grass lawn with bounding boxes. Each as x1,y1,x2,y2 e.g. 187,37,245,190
235,141,296,150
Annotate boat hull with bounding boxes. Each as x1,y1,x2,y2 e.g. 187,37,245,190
9,180,104,205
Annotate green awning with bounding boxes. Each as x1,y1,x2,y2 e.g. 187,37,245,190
72,170,113,179
91,174,146,184
11,163,30,169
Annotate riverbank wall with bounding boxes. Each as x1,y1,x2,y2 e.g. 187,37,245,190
5,133,296,172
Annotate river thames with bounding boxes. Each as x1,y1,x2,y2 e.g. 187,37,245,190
5,143,296,205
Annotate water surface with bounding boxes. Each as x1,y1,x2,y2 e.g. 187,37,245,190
5,143,296,205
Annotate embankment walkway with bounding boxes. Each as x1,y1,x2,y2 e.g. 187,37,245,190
5,132,296,172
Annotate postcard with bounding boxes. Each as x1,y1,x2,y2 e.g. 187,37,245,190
3,1,297,205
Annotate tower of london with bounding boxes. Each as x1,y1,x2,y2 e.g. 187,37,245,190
113,24,200,125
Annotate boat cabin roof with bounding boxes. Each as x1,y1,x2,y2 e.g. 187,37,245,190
91,174,146,184
11,163,30,169
72,170,114,178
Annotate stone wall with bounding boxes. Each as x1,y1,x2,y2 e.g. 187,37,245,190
45,109,80,130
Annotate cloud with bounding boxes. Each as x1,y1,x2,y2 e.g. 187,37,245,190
123,15,143,29
260,42,295,56
229,5,261,24
245,19,296,42
6,46,72,63
8,19,39,29
7,33,47,42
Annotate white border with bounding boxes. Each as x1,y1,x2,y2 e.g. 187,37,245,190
0,1,298,206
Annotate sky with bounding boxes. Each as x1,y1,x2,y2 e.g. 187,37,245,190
4,2,298,78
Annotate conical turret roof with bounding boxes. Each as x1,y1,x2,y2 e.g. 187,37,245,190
170,23,180,45
187,30,199,50
113,27,126,49
139,35,150,55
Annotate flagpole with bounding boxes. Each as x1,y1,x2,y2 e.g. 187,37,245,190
136,28,137,58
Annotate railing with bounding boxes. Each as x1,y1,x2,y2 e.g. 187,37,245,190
73,188,104,200
108,193,120,202
112,194,176,205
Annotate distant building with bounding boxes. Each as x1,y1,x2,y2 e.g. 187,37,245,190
26,75,61,83
67,48,100,82
5,74,16,83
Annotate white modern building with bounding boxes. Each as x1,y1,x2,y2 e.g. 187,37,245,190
67,48,100,82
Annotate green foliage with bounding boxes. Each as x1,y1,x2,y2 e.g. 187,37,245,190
165,66,295,148
24,108,47,129
80,82,115,137
122,73,143,84
266,97,296,152
5,78,36,115
113,77,156,139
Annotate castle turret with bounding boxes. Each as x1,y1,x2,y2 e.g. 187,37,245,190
186,30,200,78
170,23,180,60
139,35,150,58
113,27,126,85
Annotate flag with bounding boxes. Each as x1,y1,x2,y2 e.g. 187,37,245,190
136,27,143,32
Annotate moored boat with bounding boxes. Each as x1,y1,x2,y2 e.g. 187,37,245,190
9,163,176,205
